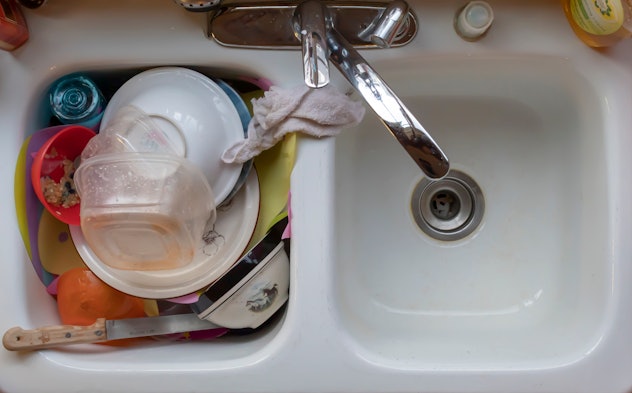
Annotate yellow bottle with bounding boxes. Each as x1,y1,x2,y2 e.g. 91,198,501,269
562,0,632,47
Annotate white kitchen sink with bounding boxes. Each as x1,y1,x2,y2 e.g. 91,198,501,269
2,1,632,392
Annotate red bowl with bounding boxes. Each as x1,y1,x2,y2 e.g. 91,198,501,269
30,125,96,226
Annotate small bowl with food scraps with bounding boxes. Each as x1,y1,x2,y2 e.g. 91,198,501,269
30,125,96,226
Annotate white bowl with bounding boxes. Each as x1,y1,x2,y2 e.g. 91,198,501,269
100,67,244,205
192,216,289,329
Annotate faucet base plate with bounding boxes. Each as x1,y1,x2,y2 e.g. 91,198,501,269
207,1,417,49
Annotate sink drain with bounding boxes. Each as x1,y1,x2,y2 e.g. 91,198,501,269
411,170,484,241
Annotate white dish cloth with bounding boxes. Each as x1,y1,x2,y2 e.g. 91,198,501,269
221,84,366,164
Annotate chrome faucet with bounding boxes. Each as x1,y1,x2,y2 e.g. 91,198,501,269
360,0,410,48
292,0,331,88
292,0,450,179
205,0,449,178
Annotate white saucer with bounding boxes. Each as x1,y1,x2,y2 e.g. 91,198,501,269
70,169,260,299
101,67,245,205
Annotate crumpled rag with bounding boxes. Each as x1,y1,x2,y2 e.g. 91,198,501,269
221,84,366,164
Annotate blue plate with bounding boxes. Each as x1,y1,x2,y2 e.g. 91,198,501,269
215,79,254,206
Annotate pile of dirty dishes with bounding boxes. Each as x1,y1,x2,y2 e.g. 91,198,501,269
73,67,247,285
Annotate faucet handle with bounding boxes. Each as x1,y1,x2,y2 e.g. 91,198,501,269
293,0,330,88
363,0,410,48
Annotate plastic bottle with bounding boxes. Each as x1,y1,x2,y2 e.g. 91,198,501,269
562,0,632,47
49,74,106,130
0,0,29,51
454,1,494,41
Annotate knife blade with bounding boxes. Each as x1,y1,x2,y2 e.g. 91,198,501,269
3,313,223,351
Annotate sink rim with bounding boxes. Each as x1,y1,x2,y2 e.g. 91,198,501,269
2,1,632,392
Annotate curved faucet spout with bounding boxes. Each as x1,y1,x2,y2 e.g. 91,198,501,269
293,0,331,88
326,28,449,179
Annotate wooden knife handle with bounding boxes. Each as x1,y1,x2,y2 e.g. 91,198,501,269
3,318,108,351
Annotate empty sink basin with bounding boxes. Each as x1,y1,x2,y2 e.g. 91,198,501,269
332,55,614,369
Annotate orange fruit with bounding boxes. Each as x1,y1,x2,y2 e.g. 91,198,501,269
56,267,146,326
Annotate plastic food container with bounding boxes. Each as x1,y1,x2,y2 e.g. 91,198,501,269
74,152,216,271
81,105,185,159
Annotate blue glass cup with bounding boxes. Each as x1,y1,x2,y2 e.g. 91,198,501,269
49,74,106,130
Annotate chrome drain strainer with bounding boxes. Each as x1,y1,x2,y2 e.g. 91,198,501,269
411,170,484,241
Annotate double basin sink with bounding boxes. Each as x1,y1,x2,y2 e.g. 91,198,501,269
1,0,632,392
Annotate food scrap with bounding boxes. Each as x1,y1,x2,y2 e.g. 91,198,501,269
40,147,80,208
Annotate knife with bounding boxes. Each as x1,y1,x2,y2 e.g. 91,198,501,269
3,313,223,351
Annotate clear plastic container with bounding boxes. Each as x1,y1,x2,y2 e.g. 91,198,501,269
81,105,186,159
74,153,216,271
